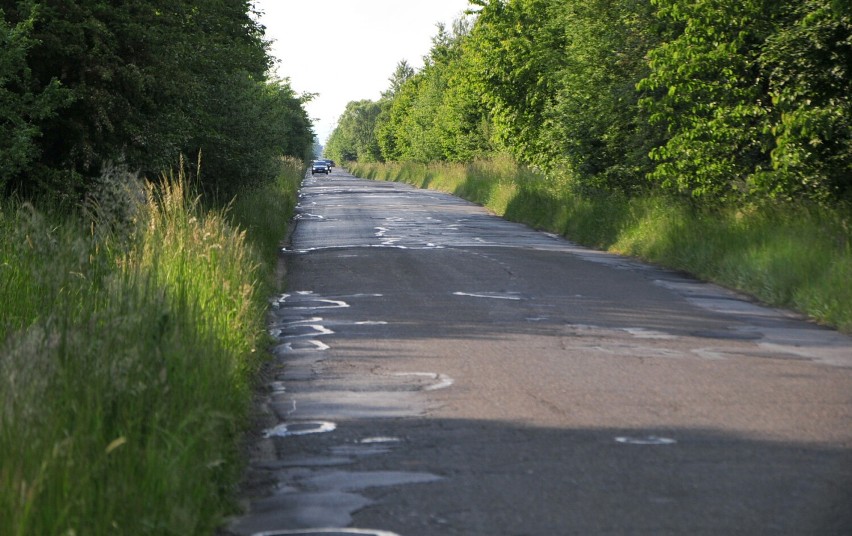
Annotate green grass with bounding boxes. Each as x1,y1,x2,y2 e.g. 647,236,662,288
612,201,852,330
229,156,305,289
0,159,303,535
350,159,852,333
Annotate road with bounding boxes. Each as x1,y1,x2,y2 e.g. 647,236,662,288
227,167,852,536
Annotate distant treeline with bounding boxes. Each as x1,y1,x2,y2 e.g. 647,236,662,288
1,1,315,203
326,0,851,205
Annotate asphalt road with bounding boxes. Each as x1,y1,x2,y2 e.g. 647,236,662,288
227,167,852,536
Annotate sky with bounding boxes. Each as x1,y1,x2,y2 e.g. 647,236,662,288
253,0,472,145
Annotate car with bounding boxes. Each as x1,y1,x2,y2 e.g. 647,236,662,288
311,161,329,175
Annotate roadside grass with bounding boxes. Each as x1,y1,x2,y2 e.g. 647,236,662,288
229,156,304,288
350,159,852,333
0,160,301,534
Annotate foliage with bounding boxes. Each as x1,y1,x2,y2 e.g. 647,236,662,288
325,100,383,163
639,0,852,204
333,18,493,165
335,0,851,206
338,0,661,192
542,0,662,192
0,0,314,203
401,22,488,163
428,19,495,162
375,71,419,162
0,5,71,192
758,0,852,202
638,0,782,201
464,0,567,167
383,60,415,98
197,76,313,195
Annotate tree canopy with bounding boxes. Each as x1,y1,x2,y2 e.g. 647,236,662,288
328,0,852,205
0,0,315,202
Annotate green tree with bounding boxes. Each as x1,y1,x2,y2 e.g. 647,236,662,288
398,34,450,163
377,19,491,163
325,99,383,163
639,0,851,203
431,17,494,162
374,60,415,161
377,74,418,162
758,0,852,202
2,0,313,201
199,76,314,194
0,5,70,192
466,0,567,167
542,0,661,192
383,60,415,99
375,27,454,163
637,0,781,201
353,0,852,207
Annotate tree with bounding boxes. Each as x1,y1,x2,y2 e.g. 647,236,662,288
382,60,415,99
376,74,418,162
1,0,314,201
542,0,661,192
376,17,491,163
465,0,567,167
325,100,383,163
637,0,781,201
338,0,852,206
639,0,851,203
0,5,70,193
758,0,852,202
431,17,494,162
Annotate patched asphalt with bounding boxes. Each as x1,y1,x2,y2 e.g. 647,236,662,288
226,168,852,536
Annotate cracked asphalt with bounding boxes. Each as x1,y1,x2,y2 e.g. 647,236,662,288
226,168,852,536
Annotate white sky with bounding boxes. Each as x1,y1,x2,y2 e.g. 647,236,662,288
253,0,472,144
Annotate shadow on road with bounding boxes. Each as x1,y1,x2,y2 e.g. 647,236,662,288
237,415,852,535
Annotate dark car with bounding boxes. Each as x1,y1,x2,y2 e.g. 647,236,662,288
311,161,329,175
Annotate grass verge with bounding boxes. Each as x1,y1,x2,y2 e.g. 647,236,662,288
0,158,303,535
229,156,305,289
350,158,852,333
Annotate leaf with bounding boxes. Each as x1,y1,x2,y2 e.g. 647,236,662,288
105,436,127,455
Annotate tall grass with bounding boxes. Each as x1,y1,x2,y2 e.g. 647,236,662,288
350,159,852,333
613,200,852,330
229,156,305,284
0,160,299,534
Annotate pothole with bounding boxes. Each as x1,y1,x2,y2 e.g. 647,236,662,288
691,329,762,341
391,372,454,391
293,213,325,221
281,324,335,339
615,435,677,445
303,470,443,491
253,529,400,536
453,291,522,301
287,299,350,310
359,437,402,444
273,291,351,310
273,340,331,354
264,421,337,438
623,328,677,340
